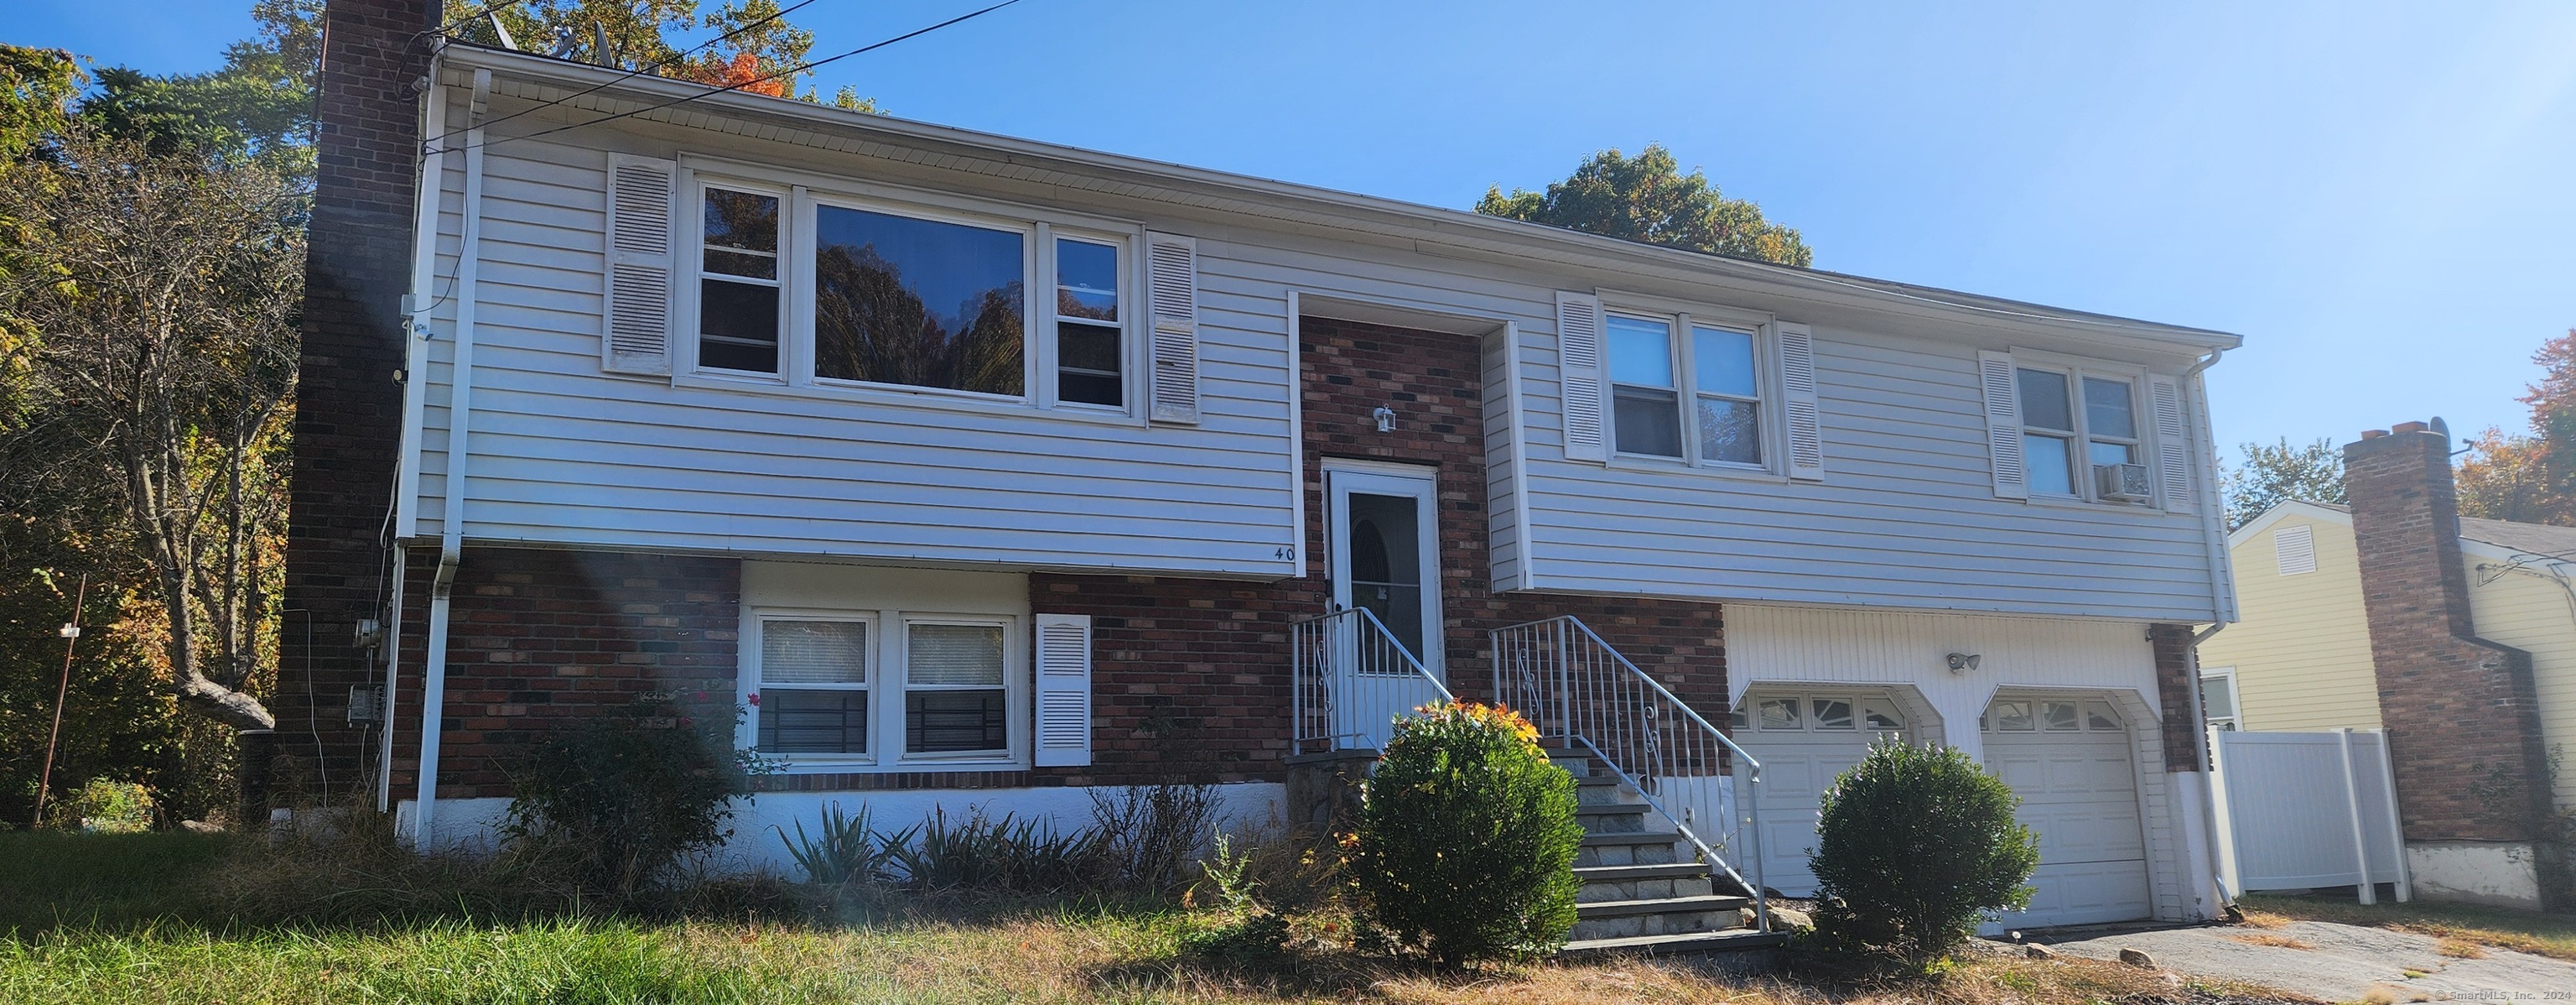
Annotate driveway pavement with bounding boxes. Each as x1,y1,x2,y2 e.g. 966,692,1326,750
2035,919,2575,1002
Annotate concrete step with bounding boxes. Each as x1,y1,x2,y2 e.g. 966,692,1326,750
1558,929,1789,960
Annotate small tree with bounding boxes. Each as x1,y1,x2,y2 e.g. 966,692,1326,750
1810,737,2038,969
1350,701,1583,967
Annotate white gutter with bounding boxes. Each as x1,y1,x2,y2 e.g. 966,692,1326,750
2181,347,2236,914
380,44,449,815
412,66,490,849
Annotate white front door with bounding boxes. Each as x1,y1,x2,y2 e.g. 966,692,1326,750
1324,462,1443,747
1326,464,1441,669
1982,694,2153,929
1733,690,1909,897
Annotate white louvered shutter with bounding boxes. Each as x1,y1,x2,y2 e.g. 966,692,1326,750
1776,321,1825,481
1032,613,1093,768
2274,524,2317,575
1555,291,1607,462
1144,232,1200,424
1977,351,2028,500
2149,374,2194,513
601,154,676,376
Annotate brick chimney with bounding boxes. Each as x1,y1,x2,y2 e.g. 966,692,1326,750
2343,424,2550,851
276,0,439,806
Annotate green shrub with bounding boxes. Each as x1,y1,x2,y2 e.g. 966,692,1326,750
1350,701,1582,966
776,803,904,888
1809,737,2039,968
500,699,769,898
886,807,1105,893
50,778,153,834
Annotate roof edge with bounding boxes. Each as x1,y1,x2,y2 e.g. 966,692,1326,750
434,44,2246,353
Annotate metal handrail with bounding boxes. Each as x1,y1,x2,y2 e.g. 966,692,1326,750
1291,606,1453,756
1491,614,1770,931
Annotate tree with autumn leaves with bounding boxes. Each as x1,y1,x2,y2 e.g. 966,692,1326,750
445,0,878,110
2457,330,2576,525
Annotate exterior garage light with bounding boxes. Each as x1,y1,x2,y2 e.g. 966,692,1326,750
1945,653,1981,673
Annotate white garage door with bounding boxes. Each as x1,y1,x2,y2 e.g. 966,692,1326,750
1981,695,2152,929
1732,691,1907,897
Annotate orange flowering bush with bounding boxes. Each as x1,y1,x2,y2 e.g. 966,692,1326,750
1350,701,1581,966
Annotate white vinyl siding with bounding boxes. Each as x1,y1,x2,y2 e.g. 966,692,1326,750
408,134,1298,577
405,80,2225,622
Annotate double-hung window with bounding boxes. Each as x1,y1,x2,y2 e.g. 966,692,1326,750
688,174,1136,414
698,187,785,374
1605,308,1770,470
2016,363,2147,502
749,610,1020,767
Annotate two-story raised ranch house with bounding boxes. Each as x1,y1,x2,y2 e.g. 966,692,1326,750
282,1,2241,933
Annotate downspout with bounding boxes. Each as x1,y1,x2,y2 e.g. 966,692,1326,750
381,43,449,814
412,66,490,848
2182,346,2234,913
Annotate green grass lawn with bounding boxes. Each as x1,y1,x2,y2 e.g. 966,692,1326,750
2240,892,2576,961
0,831,2304,1004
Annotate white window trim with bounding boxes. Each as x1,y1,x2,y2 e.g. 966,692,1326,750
741,604,1029,773
1598,296,1786,477
2008,349,2159,508
673,156,1150,425
1732,689,1909,735
2199,666,2241,731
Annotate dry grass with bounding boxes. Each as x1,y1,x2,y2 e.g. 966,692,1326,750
2433,938,2486,960
0,832,2321,1004
0,920,2314,1005
2241,893,2576,962
2226,933,2314,950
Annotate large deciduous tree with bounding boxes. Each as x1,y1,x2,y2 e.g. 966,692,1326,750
1476,143,1813,268
0,128,305,733
2222,437,2345,531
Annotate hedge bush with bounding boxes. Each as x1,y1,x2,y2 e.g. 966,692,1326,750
1809,737,2038,968
501,699,767,898
1350,701,1582,966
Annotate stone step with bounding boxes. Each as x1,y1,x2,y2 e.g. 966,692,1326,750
1575,875,1711,903
1575,862,1710,883
1558,929,1789,960
1573,803,1649,832
1574,831,1683,867
1575,893,1751,919
1570,905,1748,941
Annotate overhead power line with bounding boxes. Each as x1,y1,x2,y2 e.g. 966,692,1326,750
429,0,1028,157
421,0,823,151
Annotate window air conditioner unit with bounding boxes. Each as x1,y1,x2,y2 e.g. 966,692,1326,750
2093,462,2153,502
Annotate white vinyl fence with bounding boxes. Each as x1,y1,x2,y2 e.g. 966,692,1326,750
2208,728,2410,903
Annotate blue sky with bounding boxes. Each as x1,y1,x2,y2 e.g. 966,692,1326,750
10,0,2573,456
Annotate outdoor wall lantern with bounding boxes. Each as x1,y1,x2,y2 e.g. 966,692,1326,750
1372,405,1396,433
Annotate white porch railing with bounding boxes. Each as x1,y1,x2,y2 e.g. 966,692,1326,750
1290,607,1453,755
1492,615,1769,929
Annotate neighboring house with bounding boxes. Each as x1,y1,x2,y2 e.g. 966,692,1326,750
281,0,2243,935
2200,423,2569,909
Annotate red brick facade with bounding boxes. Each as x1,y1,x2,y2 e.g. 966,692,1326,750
2148,623,2205,771
387,547,740,799
275,0,438,802
1026,315,1734,786
2345,426,2548,844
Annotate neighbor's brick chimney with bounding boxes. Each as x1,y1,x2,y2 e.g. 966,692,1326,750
275,0,439,806
2345,422,2549,849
